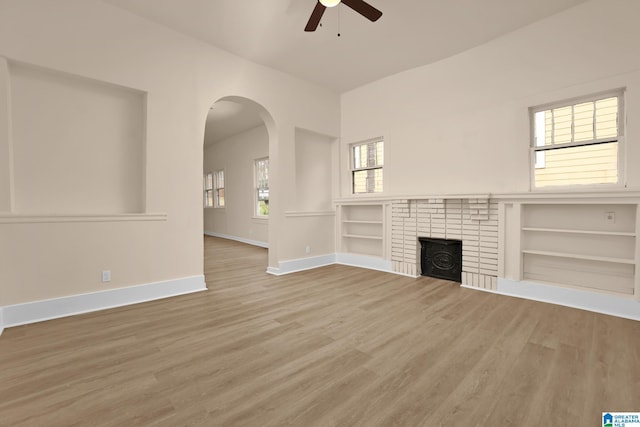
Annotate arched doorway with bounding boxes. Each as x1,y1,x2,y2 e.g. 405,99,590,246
202,96,275,267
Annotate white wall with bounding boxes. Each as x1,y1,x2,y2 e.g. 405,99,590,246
278,128,337,261
294,128,335,212
340,0,640,198
0,0,340,307
203,125,268,245
0,59,11,214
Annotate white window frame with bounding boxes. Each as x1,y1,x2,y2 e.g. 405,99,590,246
204,172,214,208
529,89,625,191
254,157,269,218
213,169,225,208
350,138,384,194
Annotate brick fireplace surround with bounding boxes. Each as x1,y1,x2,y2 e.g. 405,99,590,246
391,198,498,289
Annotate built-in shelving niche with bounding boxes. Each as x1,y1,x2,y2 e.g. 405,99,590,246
521,203,637,297
338,204,385,258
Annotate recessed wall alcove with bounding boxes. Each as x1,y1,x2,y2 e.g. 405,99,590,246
5,60,146,215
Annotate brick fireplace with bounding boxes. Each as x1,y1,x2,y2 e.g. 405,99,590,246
391,198,498,290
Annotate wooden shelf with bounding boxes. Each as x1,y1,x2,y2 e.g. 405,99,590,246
522,249,635,265
522,227,635,237
343,233,383,240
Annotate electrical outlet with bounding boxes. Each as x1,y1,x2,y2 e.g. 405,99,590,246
305,245,311,254
102,270,111,283
605,212,616,224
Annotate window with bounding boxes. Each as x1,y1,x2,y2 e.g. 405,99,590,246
531,90,624,189
204,172,213,208
352,139,384,194
213,170,225,208
255,158,269,217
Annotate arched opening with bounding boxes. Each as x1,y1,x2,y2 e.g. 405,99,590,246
202,96,275,271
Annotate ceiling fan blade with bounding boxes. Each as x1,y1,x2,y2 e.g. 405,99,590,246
305,2,326,32
341,0,382,22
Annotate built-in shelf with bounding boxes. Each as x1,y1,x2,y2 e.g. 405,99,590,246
518,202,639,298
342,233,383,240
522,227,635,237
342,220,383,225
522,249,635,265
337,203,387,258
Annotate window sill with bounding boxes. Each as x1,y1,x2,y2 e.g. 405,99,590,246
252,216,268,221
530,183,626,193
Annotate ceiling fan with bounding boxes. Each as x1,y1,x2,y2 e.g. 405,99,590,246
305,0,382,32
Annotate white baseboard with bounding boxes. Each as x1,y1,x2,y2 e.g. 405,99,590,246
267,254,337,276
335,253,393,273
266,252,395,276
204,231,268,249
464,278,640,321
0,275,207,330
0,307,4,336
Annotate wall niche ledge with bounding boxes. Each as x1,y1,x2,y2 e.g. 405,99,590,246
0,213,167,224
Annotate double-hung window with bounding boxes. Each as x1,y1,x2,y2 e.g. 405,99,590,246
352,139,384,194
213,170,225,208
204,172,214,208
255,158,269,217
531,90,624,189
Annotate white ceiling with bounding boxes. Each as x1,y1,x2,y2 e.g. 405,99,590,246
103,0,589,142
203,100,264,147
104,0,588,93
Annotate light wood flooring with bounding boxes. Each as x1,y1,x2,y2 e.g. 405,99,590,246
1,235,639,426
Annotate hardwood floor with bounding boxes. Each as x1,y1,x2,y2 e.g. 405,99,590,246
1,235,639,426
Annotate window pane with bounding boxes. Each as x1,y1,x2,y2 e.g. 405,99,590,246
359,144,368,168
353,168,383,193
595,97,618,139
256,159,269,189
544,110,553,146
534,142,618,187
258,200,269,216
214,170,224,189
255,158,269,216
353,145,362,169
573,102,594,142
552,106,572,144
205,190,213,207
374,168,383,192
217,188,225,207
534,111,547,147
353,169,368,193
352,140,384,169
376,141,384,166
204,173,213,190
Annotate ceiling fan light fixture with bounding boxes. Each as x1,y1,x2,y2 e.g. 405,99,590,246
319,0,341,7
306,0,381,32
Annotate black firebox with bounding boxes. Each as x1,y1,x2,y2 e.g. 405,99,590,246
419,237,462,282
